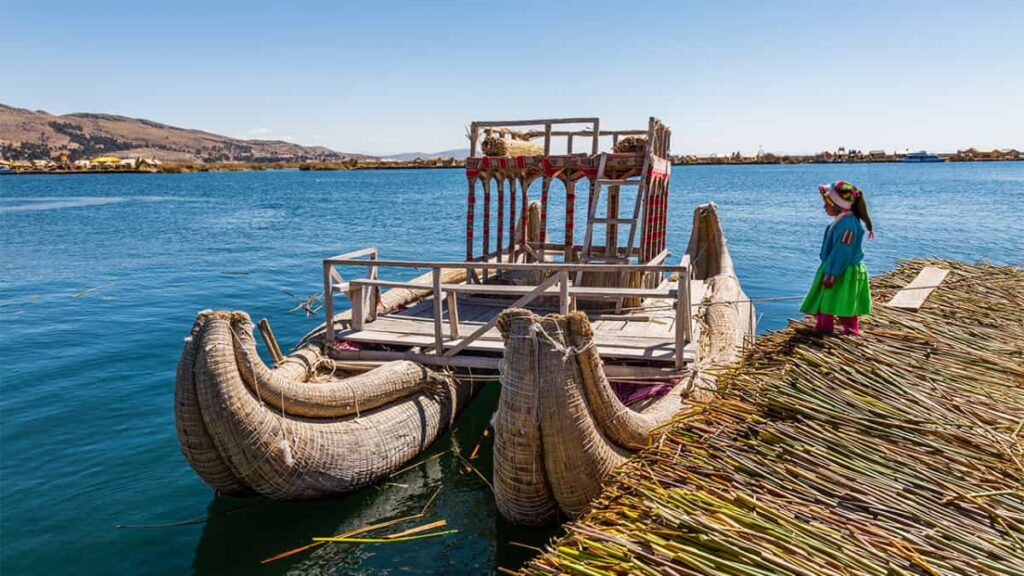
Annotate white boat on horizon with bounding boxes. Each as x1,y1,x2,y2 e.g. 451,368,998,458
901,151,946,163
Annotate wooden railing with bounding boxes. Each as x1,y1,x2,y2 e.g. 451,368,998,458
323,249,693,368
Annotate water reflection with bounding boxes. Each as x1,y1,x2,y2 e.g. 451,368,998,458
191,385,557,575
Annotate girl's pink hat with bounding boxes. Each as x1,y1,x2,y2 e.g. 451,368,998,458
818,180,861,210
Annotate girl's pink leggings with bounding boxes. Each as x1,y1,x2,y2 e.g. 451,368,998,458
815,314,860,335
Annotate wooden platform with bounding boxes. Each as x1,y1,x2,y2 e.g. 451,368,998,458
328,279,706,372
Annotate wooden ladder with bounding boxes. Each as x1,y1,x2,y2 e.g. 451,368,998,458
575,151,651,286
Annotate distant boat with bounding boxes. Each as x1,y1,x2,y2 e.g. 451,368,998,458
0,166,15,175
901,151,945,163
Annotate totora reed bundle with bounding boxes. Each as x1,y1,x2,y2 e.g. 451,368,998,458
175,310,476,499
522,259,1024,576
481,136,543,157
613,136,647,153
493,203,751,527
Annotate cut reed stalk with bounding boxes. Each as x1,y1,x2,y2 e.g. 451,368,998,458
522,259,1024,576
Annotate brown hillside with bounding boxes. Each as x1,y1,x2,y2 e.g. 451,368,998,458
0,103,370,163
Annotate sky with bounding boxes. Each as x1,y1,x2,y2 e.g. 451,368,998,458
3,0,1021,156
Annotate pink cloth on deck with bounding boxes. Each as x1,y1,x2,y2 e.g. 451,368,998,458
611,380,675,406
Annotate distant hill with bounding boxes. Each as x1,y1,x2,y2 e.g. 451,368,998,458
0,103,371,163
383,148,469,161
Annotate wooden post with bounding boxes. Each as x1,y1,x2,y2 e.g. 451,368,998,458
323,263,335,344
432,268,444,354
496,178,505,263
543,123,552,155
482,178,491,279
564,178,575,262
447,291,460,339
257,317,285,364
540,176,550,263
470,123,478,157
559,270,570,314
675,263,692,369
591,119,600,155
607,185,620,257
567,134,574,154
369,250,379,322
466,179,476,261
351,284,366,331
508,177,516,260
519,176,529,260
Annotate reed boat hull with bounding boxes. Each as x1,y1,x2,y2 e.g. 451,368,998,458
175,310,476,499
493,203,753,526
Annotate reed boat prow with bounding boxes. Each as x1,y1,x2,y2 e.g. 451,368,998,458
175,310,475,499
492,202,753,526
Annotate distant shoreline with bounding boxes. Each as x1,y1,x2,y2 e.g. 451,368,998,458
3,155,1020,176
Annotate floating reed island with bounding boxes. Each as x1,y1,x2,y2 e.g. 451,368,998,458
175,117,753,516
520,259,1024,576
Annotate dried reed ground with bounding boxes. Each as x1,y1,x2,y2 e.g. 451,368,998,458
522,259,1024,576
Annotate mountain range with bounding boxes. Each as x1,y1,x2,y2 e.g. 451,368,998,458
0,104,373,163
382,148,470,161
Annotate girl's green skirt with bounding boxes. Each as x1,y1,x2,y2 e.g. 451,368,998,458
800,263,872,317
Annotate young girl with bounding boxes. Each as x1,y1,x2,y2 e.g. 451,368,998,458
800,181,874,335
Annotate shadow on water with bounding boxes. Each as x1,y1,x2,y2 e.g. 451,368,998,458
191,384,560,575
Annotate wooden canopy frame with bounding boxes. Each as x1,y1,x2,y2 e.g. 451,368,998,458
464,117,672,280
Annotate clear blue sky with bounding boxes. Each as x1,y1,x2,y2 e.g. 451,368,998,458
4,0,1021,155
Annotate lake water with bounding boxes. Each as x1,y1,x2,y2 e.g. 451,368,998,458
1,163,1021,575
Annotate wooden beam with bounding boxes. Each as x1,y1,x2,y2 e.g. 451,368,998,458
675,263,692,369
325,258,688,274
325,246,378,261
328,347,502,371
257,317,285,364
886,266,949,310
323,263,335,343
446,291,460,339
431,268,444,354
444,272,562,357
559,270,570,314
350,284,366,331
473,117,601,128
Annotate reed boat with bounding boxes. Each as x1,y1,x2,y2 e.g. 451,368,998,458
175,310,477,499
175,117,753,505
492,202,752,526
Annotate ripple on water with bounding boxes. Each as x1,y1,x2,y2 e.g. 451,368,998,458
1,165,1022,575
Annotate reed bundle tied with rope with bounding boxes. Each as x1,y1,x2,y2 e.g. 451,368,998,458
175,310,476,499
613,136,647,153
481,136,543,157
522,259,1024,576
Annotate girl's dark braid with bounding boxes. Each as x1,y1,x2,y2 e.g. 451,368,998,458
853,194,873,232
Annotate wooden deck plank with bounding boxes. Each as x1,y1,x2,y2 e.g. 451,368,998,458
336,328,685,361
351,278,678,298
352,314,678,350
339,278,706,367
886,266,949,310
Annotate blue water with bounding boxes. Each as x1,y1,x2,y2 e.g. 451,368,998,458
1,163,1021,575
